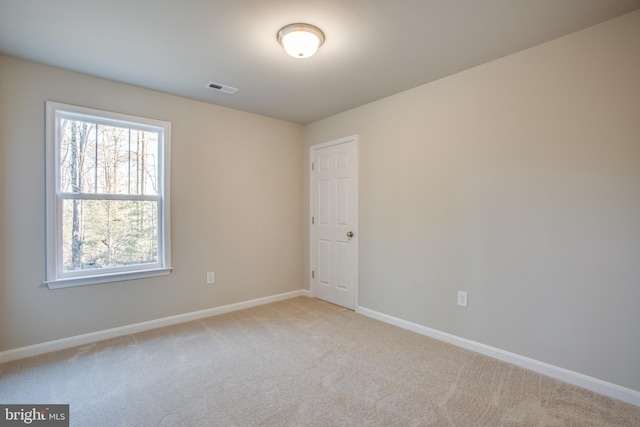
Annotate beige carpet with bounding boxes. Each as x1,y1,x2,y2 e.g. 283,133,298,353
1,296,639,426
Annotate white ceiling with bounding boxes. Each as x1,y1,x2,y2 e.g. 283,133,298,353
1,0,639,124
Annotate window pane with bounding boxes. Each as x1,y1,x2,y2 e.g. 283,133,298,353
61,199,158,272
59,118,159,195
128,129,159,196
59,119,98,193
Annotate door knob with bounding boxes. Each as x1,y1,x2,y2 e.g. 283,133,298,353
347,231,354,238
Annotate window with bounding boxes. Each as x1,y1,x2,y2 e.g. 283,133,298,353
45,101,171,289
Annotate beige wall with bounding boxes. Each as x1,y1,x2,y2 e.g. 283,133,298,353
305,11,640,391
0,55,304,351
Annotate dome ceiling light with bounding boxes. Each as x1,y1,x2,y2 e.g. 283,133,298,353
277,23,325,59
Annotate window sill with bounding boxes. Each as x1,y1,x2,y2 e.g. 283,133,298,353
43,267,173,290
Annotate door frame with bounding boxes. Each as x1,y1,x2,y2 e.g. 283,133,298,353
309,134,359,310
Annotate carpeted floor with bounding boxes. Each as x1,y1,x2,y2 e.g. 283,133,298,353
1,296,639,426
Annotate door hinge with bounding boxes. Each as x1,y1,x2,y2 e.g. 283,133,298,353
312,162,315,171
312,216,315,225
312,270,315,278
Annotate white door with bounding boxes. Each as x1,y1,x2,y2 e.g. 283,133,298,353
310,135,358,310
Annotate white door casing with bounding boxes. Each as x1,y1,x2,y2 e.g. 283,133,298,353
310,135,358,310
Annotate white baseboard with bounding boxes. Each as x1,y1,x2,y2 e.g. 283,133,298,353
356,305,640,407
0,289,311,364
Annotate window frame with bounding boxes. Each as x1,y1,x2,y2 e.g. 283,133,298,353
44,101,172,289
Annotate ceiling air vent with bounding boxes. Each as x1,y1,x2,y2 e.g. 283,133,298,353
206,81,238,95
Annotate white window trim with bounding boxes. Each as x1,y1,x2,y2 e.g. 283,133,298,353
44,101,172,289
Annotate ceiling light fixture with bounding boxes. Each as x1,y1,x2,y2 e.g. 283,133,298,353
277,23,325,59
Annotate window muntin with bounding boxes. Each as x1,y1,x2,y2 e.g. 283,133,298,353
45,102,172,288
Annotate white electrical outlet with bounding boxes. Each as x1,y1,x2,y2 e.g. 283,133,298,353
457,291,468,308
206,272,215,284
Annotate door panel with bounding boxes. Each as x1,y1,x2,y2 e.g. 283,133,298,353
319,179,330,225
337,177,349,225
319,239,330,286
336,242,349,290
